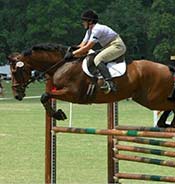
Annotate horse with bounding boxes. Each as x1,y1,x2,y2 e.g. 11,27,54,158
7,43,175,128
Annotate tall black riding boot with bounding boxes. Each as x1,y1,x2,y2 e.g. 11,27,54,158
97,62,117,94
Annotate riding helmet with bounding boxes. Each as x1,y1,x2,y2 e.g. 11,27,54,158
81,9,98,23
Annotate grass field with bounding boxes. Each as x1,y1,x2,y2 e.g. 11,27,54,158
1,82,175,184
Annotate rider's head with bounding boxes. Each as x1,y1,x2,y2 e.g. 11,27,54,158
81,9,98,29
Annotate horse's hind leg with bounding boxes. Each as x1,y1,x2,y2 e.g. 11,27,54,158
170,110,175,128
157,110,171,128
40,92,67,121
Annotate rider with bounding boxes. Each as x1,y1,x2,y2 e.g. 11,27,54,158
65,9,126,94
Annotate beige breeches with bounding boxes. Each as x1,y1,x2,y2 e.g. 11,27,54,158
94,35,126,66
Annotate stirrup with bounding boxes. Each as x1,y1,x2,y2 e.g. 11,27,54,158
100,81,111,94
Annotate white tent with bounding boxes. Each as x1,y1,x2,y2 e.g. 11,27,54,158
0,65,11,79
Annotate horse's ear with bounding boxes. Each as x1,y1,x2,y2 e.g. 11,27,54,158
7,53,22,63
6,55,13,64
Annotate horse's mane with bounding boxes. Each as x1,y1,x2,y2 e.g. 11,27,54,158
22,43,68,56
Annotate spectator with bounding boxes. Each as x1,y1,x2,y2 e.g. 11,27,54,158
0,75,4,97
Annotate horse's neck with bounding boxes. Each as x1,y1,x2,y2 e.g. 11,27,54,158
54,61,83,81
24,53,64,74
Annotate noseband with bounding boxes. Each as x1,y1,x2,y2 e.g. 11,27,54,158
11,61,35,90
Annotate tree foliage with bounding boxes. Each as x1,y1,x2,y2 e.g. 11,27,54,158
101,0,150,60
147,0,175,63
0,0,175,65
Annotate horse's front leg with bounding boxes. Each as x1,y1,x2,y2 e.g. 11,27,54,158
40,90,67,121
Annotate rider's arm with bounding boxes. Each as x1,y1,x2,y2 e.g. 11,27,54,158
73,41,95,57
78,41,86,48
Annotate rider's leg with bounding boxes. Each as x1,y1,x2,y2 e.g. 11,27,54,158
94,37,126,93
96,61,117,93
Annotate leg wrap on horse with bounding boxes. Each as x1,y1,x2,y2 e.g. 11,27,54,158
40,92,67,120
40,93,51,104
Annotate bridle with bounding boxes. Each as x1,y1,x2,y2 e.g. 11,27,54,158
11,56,67,90
11,61,33,92
10,46,74,96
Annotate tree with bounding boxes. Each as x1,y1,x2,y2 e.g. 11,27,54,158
1,0,175,65
147,0,175,62
0,0,30,62
101,0,151,61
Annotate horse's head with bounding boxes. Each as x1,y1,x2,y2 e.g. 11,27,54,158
8,52,32,101
8,43,68,100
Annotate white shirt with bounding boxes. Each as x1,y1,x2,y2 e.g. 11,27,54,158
82,23,118,47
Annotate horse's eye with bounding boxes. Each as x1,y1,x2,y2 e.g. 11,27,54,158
16,61,24,68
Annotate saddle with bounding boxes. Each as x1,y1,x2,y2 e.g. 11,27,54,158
82,50,126,79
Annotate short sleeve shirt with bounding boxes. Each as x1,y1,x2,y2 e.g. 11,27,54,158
82,23,118,47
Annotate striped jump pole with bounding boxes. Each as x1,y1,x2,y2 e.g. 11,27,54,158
116,136,175,147
114,144,175,157
45,79,56,184
108,102,118,184
52,126,175,138
114,154,175,167
116,125,175,132
114,173,175,183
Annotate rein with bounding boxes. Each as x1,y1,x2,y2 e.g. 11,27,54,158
39,58,66,78
23,58,67,88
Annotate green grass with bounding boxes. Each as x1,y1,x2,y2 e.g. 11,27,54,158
0,83,175,184
1,80,45,98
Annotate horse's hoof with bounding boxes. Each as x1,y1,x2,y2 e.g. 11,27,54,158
157,122,170,128
53,109,67,120
40,93,50,103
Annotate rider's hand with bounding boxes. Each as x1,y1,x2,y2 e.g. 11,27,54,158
64,51,74,61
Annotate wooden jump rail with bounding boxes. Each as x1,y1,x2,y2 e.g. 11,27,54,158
114,173,175,183
114,144,175,157
116,125,175,132
116,136,175,147
114,154,175,167
52,126,175,138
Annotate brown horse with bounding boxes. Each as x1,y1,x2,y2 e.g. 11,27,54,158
7,43,175,127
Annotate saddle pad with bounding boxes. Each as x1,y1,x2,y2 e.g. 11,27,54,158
82,58,126,78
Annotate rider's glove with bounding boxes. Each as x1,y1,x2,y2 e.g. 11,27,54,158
64,51,74,61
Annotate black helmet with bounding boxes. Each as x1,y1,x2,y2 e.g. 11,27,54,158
81,9,98,23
